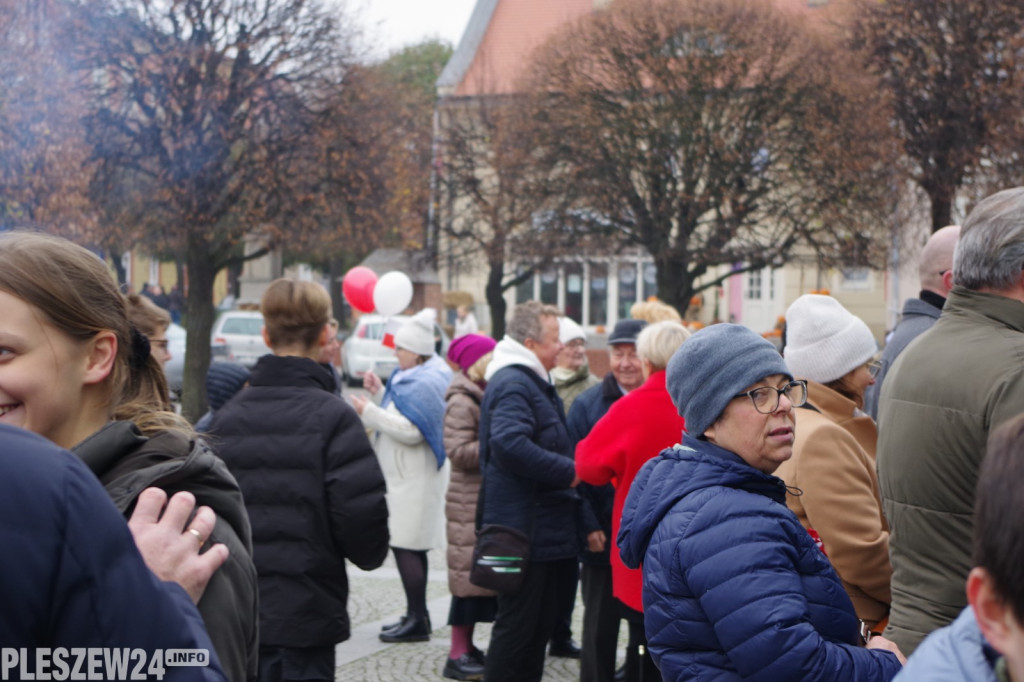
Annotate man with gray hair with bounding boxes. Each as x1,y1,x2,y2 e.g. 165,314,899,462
877,187,1024,655
864,224,960,419
477,301,581,682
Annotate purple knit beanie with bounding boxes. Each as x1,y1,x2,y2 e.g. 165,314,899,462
448,333,496,371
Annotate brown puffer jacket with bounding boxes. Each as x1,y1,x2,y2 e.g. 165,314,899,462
443,371,497,598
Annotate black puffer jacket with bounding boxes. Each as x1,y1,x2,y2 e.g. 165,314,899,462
208,354,389,648
479,364,579,562
74,420,258,682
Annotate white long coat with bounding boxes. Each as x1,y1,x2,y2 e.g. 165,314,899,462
360,400,449,550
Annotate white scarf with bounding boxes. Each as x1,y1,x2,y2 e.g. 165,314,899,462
484,335,551,383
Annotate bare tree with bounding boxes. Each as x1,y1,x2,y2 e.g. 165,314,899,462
522,0,899,313
72,0,361,419
852,0,1024,232
436,95,575,338
0,1,98,235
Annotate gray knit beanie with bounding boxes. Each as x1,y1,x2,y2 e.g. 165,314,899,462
667,323,792,437
783,294,876,384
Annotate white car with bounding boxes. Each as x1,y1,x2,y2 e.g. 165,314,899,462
341,314,450,387
211,310,271,368
163,322,187,392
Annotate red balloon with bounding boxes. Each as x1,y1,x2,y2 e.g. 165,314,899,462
342,267,378,313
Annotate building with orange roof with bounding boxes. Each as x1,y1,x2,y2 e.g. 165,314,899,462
435,0,902,340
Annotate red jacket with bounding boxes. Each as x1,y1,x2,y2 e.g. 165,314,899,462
575,370,686,611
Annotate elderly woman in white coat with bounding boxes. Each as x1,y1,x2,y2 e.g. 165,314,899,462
351,309,452,643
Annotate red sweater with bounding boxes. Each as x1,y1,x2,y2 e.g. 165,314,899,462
575,370,686,611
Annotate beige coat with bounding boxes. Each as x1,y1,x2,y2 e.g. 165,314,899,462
443,372,496,598
775,380,891,627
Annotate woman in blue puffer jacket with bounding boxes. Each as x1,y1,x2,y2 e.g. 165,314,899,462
617,324,905,682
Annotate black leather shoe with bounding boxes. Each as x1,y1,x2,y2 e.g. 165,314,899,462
548,638,581,658
468,647,486,666
442,653,485,680
378,614,431,643
380,615,409,633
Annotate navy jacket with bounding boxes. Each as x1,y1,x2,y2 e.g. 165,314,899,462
0,424,225,681
208,354,389,648
478,364,580,561
567,372,622,565
617,434,902,681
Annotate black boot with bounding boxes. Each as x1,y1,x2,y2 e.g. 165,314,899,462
378,613,431,643
380,614,409,633
442,653,486,681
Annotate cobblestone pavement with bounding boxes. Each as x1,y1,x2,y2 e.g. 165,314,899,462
334,549,628,681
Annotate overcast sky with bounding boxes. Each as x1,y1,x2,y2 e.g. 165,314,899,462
353,0,478,59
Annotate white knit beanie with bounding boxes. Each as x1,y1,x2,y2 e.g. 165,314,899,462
394,308,437,356
558,317,586,344
783,294,876,384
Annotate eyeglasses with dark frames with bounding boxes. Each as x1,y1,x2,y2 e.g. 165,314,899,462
732,380,807,414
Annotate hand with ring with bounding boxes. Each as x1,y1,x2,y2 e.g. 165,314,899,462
127,488,230,604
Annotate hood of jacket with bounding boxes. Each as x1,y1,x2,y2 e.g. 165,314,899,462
485,335,550,383
551,363,592,387
73,420,252,553
618,431,787,569
445,370,484,404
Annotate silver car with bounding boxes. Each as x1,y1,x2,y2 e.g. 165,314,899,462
163,322,234,395
341,314,450,387
211,310,272,368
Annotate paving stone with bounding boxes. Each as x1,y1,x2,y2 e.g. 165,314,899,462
334,548,629,680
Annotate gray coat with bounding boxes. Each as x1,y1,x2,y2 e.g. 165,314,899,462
877,286,1024,655
864,296,942,419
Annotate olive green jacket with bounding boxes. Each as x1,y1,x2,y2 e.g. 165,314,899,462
552,364,600,415
877,286,1024,655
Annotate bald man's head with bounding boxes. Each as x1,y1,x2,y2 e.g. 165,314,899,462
919,225,961,295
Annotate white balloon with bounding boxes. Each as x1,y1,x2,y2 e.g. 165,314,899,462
373,271,414,316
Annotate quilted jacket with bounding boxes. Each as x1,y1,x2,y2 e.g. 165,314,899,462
893,608,1000,682
443,371,496,598
617,433,903,681
478,363,579,561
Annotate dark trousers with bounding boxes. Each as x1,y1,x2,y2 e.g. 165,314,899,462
580,563,619,682
551,559,579,646
620,603,661,682
258,644,334,682
485,557,578,682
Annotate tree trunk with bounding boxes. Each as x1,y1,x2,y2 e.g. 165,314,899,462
486,260,507,340
328,258,347,327
110,247,128,291
181,236,217,423
928,182,955,233
654,251,696,317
